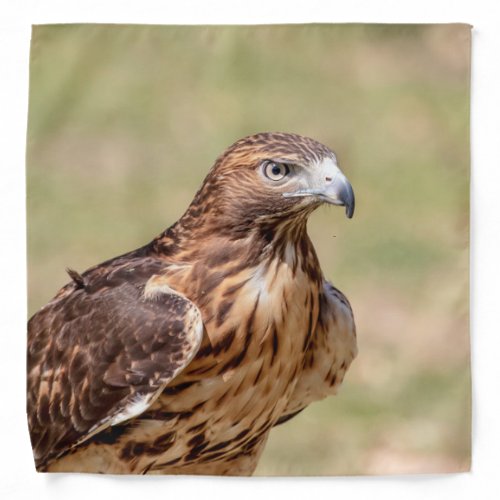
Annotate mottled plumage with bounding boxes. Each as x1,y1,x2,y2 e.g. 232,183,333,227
27,132,357,475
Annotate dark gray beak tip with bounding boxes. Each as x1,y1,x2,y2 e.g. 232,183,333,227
341,181,355,219
345,194,355,219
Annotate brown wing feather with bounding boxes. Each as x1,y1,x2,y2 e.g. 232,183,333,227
27,256,203,470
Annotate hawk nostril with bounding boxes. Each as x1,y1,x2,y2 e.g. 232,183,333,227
325,176,333,182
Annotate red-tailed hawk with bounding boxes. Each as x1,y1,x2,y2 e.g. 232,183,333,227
27,132,357,475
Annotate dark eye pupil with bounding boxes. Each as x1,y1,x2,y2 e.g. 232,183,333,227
271,164,282,176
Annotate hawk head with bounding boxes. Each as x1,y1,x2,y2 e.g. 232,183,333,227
179,132,354,238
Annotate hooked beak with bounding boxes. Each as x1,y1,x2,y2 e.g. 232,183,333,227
321,171,355,218
282,163,355,219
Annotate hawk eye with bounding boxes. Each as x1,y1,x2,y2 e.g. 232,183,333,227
263,161,290,181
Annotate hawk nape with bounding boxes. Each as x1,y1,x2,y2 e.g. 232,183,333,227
27,132,357,475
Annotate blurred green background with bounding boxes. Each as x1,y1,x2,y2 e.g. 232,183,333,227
26,24,470,475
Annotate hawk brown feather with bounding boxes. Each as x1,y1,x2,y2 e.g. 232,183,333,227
27,132,357,475
28,256,203,468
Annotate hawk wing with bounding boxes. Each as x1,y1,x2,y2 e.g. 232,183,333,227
27,258,203,469
276,280,357,424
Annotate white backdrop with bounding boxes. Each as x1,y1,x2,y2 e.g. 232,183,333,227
1,1,499,499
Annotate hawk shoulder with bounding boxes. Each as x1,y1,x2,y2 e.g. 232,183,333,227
27,256,203,469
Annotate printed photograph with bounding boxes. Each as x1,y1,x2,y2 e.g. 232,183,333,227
26,24,471,475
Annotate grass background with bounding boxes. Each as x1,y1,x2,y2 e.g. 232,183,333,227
26,24,470,475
